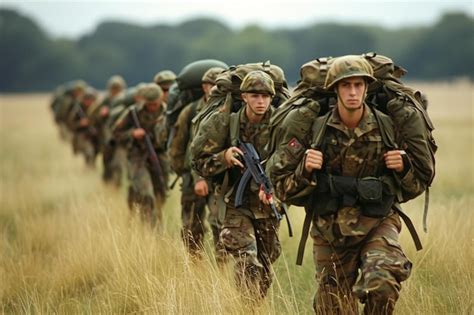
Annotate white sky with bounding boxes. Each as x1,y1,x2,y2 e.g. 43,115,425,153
1,0,473,38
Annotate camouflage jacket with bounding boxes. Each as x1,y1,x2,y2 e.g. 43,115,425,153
268,104,423,206
192,105,274,217
169,97,207,180
113,104,168,158
66,100,99,133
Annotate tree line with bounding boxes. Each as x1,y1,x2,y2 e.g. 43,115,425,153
1,8,473,92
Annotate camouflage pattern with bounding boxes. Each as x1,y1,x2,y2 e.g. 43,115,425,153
218,207,280,299
52,80,87,141
93,76,127,187
201,67,225,84
113,103,169,227
267,104,421,313
240,70,275,95
66,96,100,167
107,75,127,89
154,70,177,85
142,83,163,101
192,102,281,298
170,94,223,254
324,55,376,90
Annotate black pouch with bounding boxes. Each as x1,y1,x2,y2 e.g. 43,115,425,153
358,177,394,217
357,177,383,204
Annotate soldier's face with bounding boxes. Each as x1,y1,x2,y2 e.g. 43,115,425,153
242,92,272,116
336,77,367,111
145,99,161,112
202,83,214,99
109,86,122,97
83,97,95,107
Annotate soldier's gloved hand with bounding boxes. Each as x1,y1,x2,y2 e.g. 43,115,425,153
132,128,146,139
224,147,244,168
194,179,209,197
258,187,272,205
100,107,109,117
384,150,405,173
304,149,323,174
79,118,89,127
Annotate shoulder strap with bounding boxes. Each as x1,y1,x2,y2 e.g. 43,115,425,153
310,110,332,149
229,112,240,147
371,107,397,149
297,111,331,265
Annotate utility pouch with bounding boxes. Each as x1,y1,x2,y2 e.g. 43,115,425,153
357,177,383,204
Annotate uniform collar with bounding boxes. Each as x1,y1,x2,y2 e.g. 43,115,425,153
327,103,378,137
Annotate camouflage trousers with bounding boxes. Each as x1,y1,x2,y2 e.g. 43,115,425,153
102,142,127,187
127,155,168,227
311,210,412,315
72,132,98,168
180,173,222,256
218,207,281,299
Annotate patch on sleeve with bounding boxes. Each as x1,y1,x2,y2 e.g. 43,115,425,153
288,137,302,150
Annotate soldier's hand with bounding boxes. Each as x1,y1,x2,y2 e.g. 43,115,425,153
194,179,209,197
79,118,89,127
384,150,405,173
224,147,244,168
100,107,109,117
258,187,272,205
132,128,146,139
304,149,323,173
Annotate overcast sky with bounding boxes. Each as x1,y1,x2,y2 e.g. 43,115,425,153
1,0,473,38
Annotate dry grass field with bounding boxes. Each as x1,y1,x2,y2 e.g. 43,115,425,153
1,81,473,314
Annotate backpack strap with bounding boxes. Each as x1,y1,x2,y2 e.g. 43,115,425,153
296,111,332,266
229,111,240,147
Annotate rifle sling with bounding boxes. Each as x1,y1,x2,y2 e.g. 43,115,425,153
296,205,314,266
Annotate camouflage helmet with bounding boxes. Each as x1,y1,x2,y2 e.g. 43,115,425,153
240,70,275,96
324,55,376,90
107,75,127,89
134,82,148,98
83,87,98,99
142,83,163,101
154,70,177,85
202,67,225,85
73,80,87,91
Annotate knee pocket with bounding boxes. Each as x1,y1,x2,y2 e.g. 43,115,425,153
219,217,255,251
359,236,412,296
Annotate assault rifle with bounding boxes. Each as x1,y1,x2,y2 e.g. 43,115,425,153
234,141,293,237
74,102,97,135
130,107,166,197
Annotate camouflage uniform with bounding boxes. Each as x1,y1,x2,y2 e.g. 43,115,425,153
113,84,169,227
53,80,87,141
267,56,423,314
154,70,176,103
169,67,224,255
66,87,100,167
192,71,281,299
95,75,127,187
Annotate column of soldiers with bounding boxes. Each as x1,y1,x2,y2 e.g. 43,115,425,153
50,55,434,314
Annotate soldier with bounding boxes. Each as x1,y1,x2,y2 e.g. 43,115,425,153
53,80,87,141
153,70,176,104
96,75,128,187
66,87,100,167
267,56,424,314
192,71,282,299
113,84,169,227
169,67,225,256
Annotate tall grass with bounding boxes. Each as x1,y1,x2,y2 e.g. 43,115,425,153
0,83,473,314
